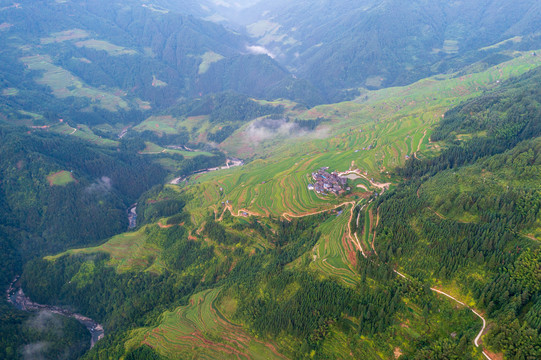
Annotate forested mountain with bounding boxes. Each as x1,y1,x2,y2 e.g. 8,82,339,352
0,0,321,119
8,59,540,359
195,0,541,100
0,123,229,359
375,68,541,358
0,127,169,257
1,1,541,359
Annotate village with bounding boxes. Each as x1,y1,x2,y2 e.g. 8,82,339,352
308,167,349,195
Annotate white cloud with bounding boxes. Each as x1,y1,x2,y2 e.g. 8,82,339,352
246,45,275,58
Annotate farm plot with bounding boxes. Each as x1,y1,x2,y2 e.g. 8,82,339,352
46,228,165,273
192,145,390,221
194,156,344,217
47,170,75,186
141,288,286,360
74,39,137,56
309,210,358,285
133,116,179,135
215,51,541,215
199,51,225,74
40,29,89,44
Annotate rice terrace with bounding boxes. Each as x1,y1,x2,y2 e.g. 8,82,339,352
3,2,541,359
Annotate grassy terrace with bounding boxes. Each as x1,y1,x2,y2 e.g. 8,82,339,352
20,54,129,111
45,227,166,274
46,170,75,186
132,288,287,360
41,52,541,359
187,51,541,222
308,209,359,285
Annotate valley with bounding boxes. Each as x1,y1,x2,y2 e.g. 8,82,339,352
7,277,104,349
16,51,538,359
1,1,541,359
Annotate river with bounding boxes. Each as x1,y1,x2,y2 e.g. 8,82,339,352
6,276,104,349
170,158,244,185
128,204,137,229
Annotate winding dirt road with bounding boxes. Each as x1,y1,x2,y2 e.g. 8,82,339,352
343,201,493,359
218,197,493,359
282,201,355,221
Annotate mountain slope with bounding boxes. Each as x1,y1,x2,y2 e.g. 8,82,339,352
218,0,541,100
16,54,541,360
0,0,321,120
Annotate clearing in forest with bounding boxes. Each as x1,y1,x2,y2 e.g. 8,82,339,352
47,171,75,186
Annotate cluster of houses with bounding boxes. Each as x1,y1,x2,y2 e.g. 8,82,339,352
308,167,349,195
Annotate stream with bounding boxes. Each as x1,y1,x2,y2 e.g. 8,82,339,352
128,204,137,229
6,276,104,349
170,158,244,185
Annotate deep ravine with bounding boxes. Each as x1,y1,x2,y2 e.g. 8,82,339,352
6,275,105,349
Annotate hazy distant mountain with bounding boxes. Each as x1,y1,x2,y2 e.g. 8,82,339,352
193,0,541,100
0,0,322,114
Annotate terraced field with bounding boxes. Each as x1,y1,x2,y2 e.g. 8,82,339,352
75,52,541,359
308,208,359,285
51,123,119,147
189,157,350,218
355,202,377,254
46,227,165,273
223,51,541,159
189,51,541,223
190,131,397,219
139,288,287,360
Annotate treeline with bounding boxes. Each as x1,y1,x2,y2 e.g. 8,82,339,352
19,208,397,359
129,130,190,147
374,70,541,358
21,252,198,331
292,117,330,131
19,207,235,358
172,91,284,143
0,125,167,359
0,127,166,257
432,67,541,143
233,269,402,341
376,173,540,358
204,217,247,246
401,67,541,179
174,152,226,177
19,186,491,359
0,213,89,360
207,125,237,143
220,213,405,357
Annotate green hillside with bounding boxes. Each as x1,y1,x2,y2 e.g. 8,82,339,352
2,2,541,359
215,0,541,101
12,53,541,360
0,0,321,128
